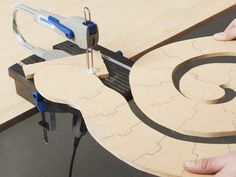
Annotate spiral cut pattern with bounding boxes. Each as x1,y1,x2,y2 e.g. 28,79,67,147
33,37,236,177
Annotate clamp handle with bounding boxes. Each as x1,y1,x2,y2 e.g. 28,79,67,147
33,91,56,144
48,16,74,39
32,91,48,112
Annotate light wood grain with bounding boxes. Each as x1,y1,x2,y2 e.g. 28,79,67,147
130,36,236,137
22,51,108,79
1,0,236,129
33,63,236,177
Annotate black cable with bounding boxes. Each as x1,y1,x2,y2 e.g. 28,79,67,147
69,137,81,177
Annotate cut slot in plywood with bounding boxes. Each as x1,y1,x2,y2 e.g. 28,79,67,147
33,63,236,177
34,65,228,177
130,36,236,137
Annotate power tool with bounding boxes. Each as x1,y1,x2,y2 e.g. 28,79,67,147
12,3,99,72
9,4,133,177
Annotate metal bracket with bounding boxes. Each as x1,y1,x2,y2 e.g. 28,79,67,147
11,3,70,61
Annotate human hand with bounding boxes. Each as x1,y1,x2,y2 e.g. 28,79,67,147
184,152,236,177
214,19,236,40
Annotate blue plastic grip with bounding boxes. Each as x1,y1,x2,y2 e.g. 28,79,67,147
85,22,97,35
48,16,74,39
32,91,48,112
115,50,123,57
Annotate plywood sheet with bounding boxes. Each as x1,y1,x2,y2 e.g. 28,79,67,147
33,64,236,177
130,36,236,137
1,0,236,128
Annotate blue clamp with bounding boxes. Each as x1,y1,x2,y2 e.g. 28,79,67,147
48,16,74,39
115,50,123,57
84,21,97,35
32,91,48,112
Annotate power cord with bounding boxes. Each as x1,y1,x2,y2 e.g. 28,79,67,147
69,137,81,177
68,115,87,177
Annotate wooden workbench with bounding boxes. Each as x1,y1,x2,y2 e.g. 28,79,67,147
1,0,236,130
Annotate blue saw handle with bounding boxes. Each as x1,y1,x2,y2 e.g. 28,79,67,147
48,16,74,39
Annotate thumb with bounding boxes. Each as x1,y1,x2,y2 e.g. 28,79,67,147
213,32,232,41
213,31,236,41
184,157,225,174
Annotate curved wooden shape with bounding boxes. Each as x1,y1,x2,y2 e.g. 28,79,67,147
34,63,236,177
130,36,236,137
3,0,236,131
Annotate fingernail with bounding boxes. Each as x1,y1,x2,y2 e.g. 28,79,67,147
184,160,196,168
